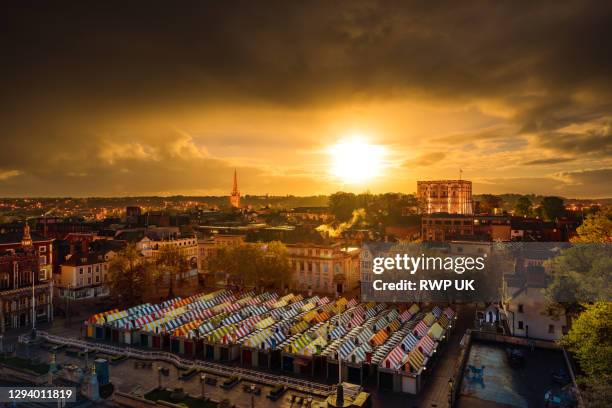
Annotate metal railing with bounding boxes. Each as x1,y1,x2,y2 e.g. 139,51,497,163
36,331,334,396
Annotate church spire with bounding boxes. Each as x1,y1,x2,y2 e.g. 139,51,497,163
232,168,239,194
230,169,241,208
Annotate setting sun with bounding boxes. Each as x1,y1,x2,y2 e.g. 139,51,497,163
329,137,386,184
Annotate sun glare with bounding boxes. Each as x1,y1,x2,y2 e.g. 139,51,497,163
329,137,386,184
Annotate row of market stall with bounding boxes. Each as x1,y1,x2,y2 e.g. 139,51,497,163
86,290,457,395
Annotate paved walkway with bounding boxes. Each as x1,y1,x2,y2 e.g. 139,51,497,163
417,303,474,408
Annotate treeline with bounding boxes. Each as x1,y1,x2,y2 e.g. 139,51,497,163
328,192,419,225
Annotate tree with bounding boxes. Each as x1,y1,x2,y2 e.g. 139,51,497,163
478,194,502,214
541,196,565,221
106,244,148,305
544,244,612,316
561,302,612,378
208,241,293,290
155,245,191,298
257,241,293,290
328,192,358,222
571,210,612,243
513,196,532,216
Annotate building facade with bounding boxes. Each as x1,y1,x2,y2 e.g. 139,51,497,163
0,226,53,332
421,213,474,241
0,224,54,281
57,251,115,300
287,243,360,295
417,180,473,214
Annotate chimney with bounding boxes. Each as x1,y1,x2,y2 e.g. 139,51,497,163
81,239,88,254
69,242,76,256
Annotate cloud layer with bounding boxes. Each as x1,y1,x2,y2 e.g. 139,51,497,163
1,1,611,197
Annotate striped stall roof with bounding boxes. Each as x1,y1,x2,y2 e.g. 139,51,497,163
313,311,330,323
406,348,425,373
338,339,356,359
413,320,429,338
408,303,420,315
431,306,442,318
301,302,316,313
370,329,389,346
428,322,445,341
401,333,419,351
438,314,451,329
197,321,215,335
173,319,202,337
330,325,348,340
356,327,374,345
290,320,310,335
388,319,401,333
255,316,275,330
286,333,312,354
422,312,436,326
381,345,406,369
349,313,364,327
208,324,236,342
399,310,412,323
221,313,243,326
346,298,358,308
301,336,327,356
444,307,456,319
416,335,435,356
350,343,372,363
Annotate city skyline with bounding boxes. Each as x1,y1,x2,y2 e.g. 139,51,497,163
1,2,611,198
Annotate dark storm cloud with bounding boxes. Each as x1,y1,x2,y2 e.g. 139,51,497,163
3,1,611,110
1,1,611,196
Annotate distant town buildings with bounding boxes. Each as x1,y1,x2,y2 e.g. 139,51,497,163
417,179,473,215
230,169,241,208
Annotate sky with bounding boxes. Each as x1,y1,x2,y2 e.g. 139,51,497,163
1,1,611,198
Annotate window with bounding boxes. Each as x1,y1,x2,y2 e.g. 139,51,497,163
548,325,554,334
39,246,46,253
518,321,524,330
39,255,47,265
79,267,83,275
518,304,524,313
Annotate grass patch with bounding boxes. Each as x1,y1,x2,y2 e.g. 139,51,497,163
144,388,217,408
0,355,49,375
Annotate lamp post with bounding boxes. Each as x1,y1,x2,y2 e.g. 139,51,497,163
448,377,454,408
200,374,206,399
31,270,36,331
250,384,255,408
157,366,163,389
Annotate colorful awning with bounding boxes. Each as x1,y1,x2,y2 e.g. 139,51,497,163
255,316,275,330
428,322,444,341
401,333,419,351
381,345,406,369
370,329,389,346
406,348,425,373
413,320,429,338
416,335,436,356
